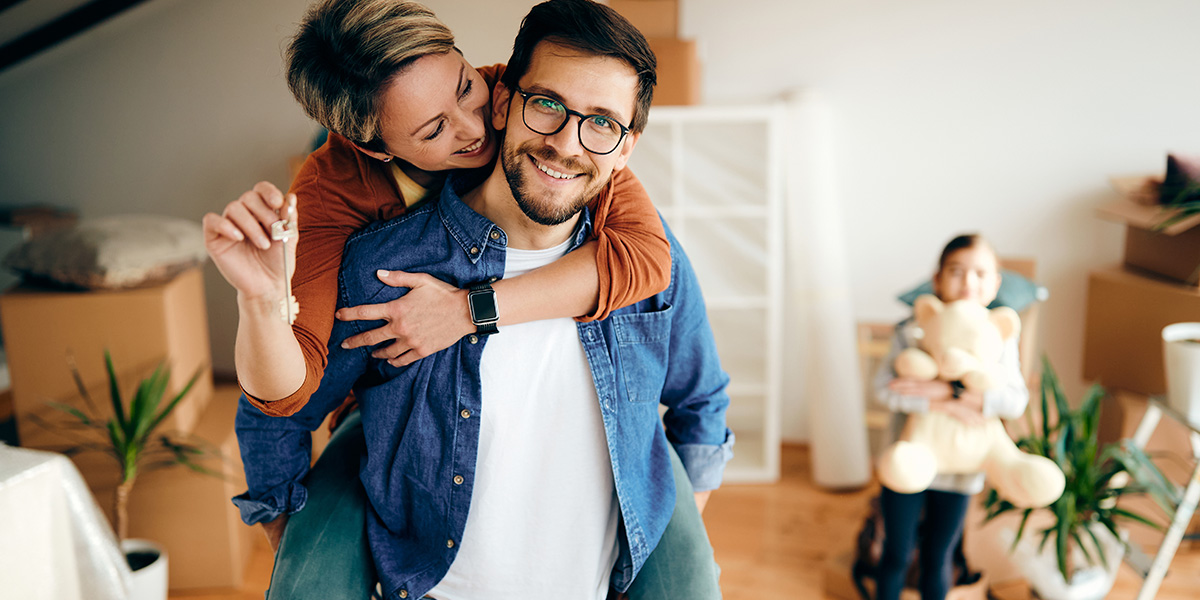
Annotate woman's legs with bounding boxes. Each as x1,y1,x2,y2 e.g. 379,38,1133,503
917,490,970,600
625,445,722,600
877,487,924,600
267,410,375,600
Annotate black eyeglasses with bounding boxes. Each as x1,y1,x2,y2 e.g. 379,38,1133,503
513,87,631,155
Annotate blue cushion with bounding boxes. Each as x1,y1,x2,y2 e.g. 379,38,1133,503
897,270,1048,312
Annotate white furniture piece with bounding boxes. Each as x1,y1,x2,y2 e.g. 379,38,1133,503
627,105,786,483
1124,397,1200,600
0,444,130,600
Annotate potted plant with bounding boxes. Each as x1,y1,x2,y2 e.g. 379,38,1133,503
982,357,1176,600
42,350,210,600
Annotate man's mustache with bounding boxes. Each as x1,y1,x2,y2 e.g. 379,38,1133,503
523,145,596,179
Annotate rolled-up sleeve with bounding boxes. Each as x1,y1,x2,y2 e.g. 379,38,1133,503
232,394,322,525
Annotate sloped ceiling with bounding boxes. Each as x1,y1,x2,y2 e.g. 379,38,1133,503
0,0,152,72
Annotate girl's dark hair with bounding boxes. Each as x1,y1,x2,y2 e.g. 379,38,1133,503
500,0,657,133
937,233,991,270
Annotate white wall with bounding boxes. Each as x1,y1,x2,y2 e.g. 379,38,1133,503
435,0,1200,440
0,0,317,375
676,0,1200,439
1,0,1197,439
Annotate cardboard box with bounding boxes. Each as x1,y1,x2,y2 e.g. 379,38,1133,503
87,385,254,590
1097,193,1200,286
608,0,678,38
648,37,700,106
1082,266,1200,396
0,268,213,450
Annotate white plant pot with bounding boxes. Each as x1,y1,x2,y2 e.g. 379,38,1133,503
121,539,168,600
999,524,1122,600
1163,323,1200,429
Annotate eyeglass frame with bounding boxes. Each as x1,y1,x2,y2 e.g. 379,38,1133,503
512,86,632,156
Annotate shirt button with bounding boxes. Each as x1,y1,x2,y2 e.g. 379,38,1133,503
461,409,471,419
399,591,408,599
470,246,479,255
454,475,464,485
447,539,455,549
489,276,498,283
490,230,500,240
469,335,479,344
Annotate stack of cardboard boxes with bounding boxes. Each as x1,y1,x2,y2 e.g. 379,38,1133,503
608,0,700,106
1084,180,1200,399
1084,177,1200,547
0,269,253,591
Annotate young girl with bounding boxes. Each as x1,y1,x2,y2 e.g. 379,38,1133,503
872,234,1029,600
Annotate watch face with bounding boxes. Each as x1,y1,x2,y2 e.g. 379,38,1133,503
469,290,498,324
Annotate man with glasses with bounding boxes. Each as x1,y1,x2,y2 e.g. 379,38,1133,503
240,1,732,598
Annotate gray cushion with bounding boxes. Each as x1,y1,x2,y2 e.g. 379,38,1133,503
4,215,208,290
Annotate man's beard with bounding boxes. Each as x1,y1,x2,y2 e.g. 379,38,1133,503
501,138,605,226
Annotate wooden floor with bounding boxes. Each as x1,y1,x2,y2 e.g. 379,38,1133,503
170,444,1200,599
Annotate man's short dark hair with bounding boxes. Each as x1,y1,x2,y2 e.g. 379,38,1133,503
501,0,657,134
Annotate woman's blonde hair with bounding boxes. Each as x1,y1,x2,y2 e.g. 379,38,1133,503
286,0,455,152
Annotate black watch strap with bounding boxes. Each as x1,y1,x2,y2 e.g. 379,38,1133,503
950,380,965,399
467,281,499,336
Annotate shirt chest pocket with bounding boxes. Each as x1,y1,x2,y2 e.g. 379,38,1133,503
612,304,674,403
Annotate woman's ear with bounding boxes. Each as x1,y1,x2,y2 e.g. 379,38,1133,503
349,141,392,163
491,82,513,131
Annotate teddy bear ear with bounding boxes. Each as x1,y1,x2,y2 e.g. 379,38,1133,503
914,294,944,323
989,306,1022,341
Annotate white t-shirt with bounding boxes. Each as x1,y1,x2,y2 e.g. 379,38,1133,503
428,237,620,600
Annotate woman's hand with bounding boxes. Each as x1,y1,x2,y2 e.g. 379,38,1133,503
336,270,474,367
203,181,296,300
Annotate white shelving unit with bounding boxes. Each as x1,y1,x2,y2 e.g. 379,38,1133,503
628,105,786,483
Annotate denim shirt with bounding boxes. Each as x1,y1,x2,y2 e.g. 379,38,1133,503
233,172,734,599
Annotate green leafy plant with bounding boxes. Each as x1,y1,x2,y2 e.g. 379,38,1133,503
1155,181,1200,231
982,357,1177,583
43,350,212,541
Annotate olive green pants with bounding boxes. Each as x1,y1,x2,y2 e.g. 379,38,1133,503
267,411,720,599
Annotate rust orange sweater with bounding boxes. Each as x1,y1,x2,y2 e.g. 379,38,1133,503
245,65,670,417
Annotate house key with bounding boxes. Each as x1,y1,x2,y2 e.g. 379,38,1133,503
269,197,300,325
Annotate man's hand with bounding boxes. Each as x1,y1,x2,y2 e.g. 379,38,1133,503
202,181,296,301
260,514,289,552
694,490,711,515
888,378,953,402
336,270,474,366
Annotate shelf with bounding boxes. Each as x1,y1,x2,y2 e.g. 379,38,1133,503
629,105,785,485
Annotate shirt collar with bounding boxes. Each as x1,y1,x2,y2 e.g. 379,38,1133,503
437,171,594,263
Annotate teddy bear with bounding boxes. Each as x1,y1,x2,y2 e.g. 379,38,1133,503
876,295,1065,509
